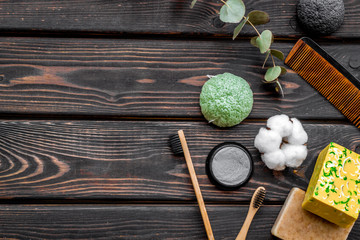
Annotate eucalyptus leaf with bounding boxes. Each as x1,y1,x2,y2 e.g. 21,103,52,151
219,0,246,23
280,66,287,76
256,30,272,53
190,0,198,8
246,10,269,25
271,49,285,61
233,17,248,40
250,36,259,47
265,66,281,82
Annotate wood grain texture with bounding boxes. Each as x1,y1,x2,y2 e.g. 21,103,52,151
0,204,358,240
0,204,280,240
0,0,359,239
0,37,358,119
0,0,359,38
0,120,358,201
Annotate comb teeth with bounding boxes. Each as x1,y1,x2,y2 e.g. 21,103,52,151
252,187,266,209
285,38,360,128
169,134,184,155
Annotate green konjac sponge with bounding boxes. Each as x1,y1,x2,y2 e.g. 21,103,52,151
200,73,253,127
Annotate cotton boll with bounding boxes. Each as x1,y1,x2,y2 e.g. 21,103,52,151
266,114,293,137
254,127,282,153
254,114,309,171
284,118,308,145
281,144,308,168
261,150,286,171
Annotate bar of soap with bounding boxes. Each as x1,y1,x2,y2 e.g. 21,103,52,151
302,142,360,228
272,188,354,240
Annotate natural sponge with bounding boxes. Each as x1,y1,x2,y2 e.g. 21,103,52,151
200,73,253,127
297,0,345,35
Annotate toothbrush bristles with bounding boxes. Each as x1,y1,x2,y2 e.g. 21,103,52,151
169,134,184,155
252,187,266,208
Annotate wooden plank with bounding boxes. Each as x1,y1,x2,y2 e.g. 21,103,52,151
0,120,358,201
0,204,358,239
0,204,278,240
0,0,359,39
0,37,358,119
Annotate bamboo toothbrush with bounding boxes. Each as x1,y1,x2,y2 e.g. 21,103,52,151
235,187,266,240
169,130,215,240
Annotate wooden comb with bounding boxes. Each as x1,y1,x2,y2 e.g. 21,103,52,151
285,37,360,128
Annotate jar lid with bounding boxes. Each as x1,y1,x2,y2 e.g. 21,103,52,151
206,142,253,190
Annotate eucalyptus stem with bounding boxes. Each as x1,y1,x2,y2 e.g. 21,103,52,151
192,0,287,97
271,54,276,67
243,16,261,36
275,80,284,98
221,0,230,8
262,51,270,69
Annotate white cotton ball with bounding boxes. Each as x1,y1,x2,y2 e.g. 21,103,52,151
284,118,308,145
266,114,293,137
281,144,308,168
254,114,309,171
261,150,286,171
254,127,282,153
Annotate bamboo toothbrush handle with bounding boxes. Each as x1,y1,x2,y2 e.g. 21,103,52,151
235,208,257,240
178,130,215,240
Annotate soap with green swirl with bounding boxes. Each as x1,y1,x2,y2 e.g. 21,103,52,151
302,142,360,228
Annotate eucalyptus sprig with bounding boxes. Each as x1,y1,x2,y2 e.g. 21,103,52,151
191,0,287,97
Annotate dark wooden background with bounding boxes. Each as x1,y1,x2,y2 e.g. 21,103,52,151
0,0,359,239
